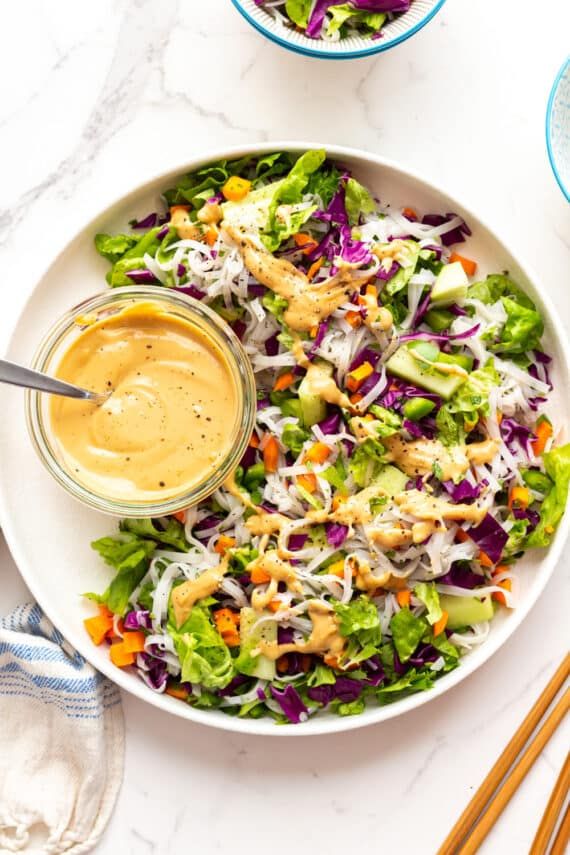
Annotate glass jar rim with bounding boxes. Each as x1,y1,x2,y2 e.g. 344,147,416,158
26,286,257,518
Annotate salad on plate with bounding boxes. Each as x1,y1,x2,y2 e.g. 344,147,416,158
252,0,412,41
85,149,570,724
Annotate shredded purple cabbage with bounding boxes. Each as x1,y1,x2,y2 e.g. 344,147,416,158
176,283,206,300
318,411,342,434
325,523,349,548
269,684,308,723
438,563,485,589
442,479,482,502
399,323,480,344
468,514,508,563
124,609,151,630
125,269,159,285
421,213,471,247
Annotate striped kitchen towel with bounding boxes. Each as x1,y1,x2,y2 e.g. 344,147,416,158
0,603,124,854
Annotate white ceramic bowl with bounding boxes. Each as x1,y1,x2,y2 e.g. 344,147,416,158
231,0,447,60
0,142,568,736
546,56,570,202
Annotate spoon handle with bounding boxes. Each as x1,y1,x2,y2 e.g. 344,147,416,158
0,358,96,400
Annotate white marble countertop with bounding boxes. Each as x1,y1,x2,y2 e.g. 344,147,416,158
1,1,569,852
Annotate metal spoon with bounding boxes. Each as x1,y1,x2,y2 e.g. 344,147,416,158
0,358,111,404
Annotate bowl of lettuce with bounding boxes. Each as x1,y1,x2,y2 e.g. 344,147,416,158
231,0,447,59
0,142,568,736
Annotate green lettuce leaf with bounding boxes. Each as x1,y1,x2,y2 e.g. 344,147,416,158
389,607,428,662
368,404,402,437
262,291,288,322
334,595,381,647
445,360,500,418
325,4,386,37
468,273,535,309
88,533,156,615
306,163,342,208
119,518,188,552
94,233,138,263
490,297,544,355
376,668,435,699
527,443,570,547
282,423,310,455
285,0,313,28
344,177,376,225
435,406,465,447
164,155,255,208
169,604,235,689
348,437,386,488
262,149,326,250
413,583,443,625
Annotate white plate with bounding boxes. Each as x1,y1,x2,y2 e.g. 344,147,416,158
1,143,568,736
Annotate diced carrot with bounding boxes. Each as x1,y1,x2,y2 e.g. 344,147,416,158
249,432,260,448
224,630,241,647
293,233,318,254
349,393,363,405
492,578,512,607
204,226,218,246
324,655,340,669
122,631,146,654
305,442,331,464
455,528,470,543
478,550,495,568
273,371,296,392
165,684,190,700
449,252,477,276
327,559,347,578
396,590,411,607
433,611,448,637
297,473,317,493
263,436,280,473
214,534,236,555
169,205,191,215
531,418,553,456
250,565,271,584
496,412,503,426
109,642,135,668
307,257,324,281
345,310,363,328
222,176,251,202
84,613,113,646
213,609,241,646
173,510,186,524
493,564,509,575
365,284,376,297
508,485,530,511
346,361,374,392
402,207,417,220
268,599,283,613
277,655,289,673
309,325,319,338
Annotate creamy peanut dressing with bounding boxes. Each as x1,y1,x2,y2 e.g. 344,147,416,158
245,512,291,537
349,555,391,592
303,362,352,410
410,349,469,380
226,226,368,333
384,435,498,481
394,489,487,524
255,599,345,661
224,471,259,511
373,239,417,269
171,557,230,628
51,303,238,501
308,483,387,528
248,550,303,611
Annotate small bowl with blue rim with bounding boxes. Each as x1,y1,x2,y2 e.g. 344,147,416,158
231,0,447,60
546,56,570,202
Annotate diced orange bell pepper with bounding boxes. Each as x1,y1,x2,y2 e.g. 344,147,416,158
249,432,260,448
478,550,495,568
250,565,271,584
297,473,317,493
109,642,136,668
273,372,296,392
449,252,477,276
492,578,512,607
327,559,347,578
396,590,411,607
166,684,190,700
531,418,553,456
173,510,186,524
508,486,530,511
433,611,448,637
263,436,280,474
122,631,146,654
305,442,331,464
222,176,251,202
214,534,236,555
84,612,114,646
345,310,363,328
204,226,218,246
346,361,374,392
402,207,417,220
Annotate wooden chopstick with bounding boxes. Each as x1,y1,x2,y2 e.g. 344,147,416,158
458,689,569,854
550,803,570,855
438,653,570,855
529,752,570,854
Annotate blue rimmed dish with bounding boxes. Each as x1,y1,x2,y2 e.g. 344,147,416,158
546,57,570,202
231,0,447,60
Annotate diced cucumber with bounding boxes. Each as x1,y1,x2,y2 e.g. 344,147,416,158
243,462,265,491
386,345,468,401
439,594,495,630
408,340,440,362
298,362,331,427
425,308,454,332
521,469,553,493
403,397,436,421
373,465,409,497
238,608,277,680
431,261,469,306
438,351,474,372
